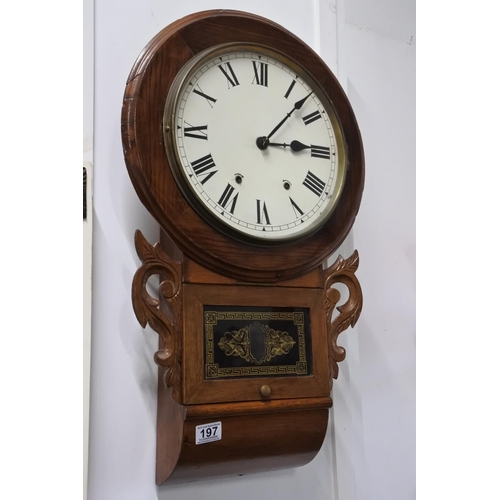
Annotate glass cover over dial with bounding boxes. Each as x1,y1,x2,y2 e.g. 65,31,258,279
164,44,346,243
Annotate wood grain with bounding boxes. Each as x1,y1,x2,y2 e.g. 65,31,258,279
122,10,364,283
156,397,330,485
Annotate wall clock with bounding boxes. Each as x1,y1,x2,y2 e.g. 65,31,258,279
121,10,364,484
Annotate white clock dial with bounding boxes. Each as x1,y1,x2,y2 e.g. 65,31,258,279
164,45,346,242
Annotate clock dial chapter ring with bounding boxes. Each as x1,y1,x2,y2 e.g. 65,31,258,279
122,10,364,281
163,43,347,245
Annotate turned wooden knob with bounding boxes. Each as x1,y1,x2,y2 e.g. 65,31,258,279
259,385,271,398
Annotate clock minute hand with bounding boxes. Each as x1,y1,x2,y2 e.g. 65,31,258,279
266,92,313,140
256,92,314,150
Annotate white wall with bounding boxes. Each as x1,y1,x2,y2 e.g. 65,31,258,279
343,18,416,500
88,1,415,499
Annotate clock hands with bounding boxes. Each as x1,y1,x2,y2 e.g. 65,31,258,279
256,92,313,150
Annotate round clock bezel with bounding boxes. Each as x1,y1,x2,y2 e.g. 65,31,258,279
162,43,347,246
121,10,364,282
162,43,348,246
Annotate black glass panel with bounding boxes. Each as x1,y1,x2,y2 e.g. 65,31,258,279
204,305,312,380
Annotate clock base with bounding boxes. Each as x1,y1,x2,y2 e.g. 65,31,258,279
156,380,332,485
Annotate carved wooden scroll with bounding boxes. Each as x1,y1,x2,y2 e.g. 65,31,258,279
131,230,182,400
323,250,363,381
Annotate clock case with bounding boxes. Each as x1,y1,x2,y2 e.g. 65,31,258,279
122,10,364,485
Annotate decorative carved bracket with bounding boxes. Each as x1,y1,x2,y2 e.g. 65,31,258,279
323,250,363,381
131,230,182,400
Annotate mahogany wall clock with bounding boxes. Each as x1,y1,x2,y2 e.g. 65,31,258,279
121,10,364,484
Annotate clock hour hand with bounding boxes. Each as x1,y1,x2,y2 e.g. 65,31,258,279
267,140,311,152
256,92,313,150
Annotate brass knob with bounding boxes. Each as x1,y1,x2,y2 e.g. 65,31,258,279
259,385,271,398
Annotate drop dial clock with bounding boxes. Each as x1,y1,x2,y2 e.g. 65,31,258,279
121,9,365,485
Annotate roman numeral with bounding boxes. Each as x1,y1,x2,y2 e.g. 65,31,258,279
303,171,326,196
284,79,297,99
184,122,208,140
252,61,268,86
310,145,330,159
219,62,240,88
218,184,239,214
256,199,271,225
192,86,217,108
191,154,218,185
289,197,304,218
302,110,322,125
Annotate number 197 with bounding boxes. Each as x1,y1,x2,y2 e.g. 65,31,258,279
200,427,218,438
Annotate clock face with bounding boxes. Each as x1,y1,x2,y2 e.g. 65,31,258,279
164,44,346,243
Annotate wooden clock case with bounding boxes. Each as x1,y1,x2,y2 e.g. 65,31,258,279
121,10,364,485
